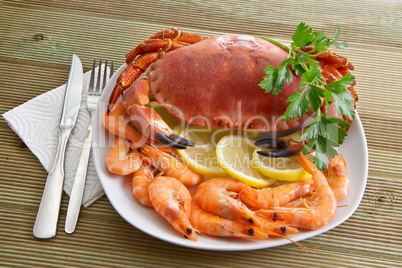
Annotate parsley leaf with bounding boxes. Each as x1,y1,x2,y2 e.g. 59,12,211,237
326,74,356,119
283,91,309,120
306,85,323,111
292,22,315,47
259,22,356,171
258,66,278,94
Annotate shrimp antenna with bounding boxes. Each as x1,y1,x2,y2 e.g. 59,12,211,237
155,171,164,178
273,232,318,253
194,229,232,245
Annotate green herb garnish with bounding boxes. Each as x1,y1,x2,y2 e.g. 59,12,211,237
259,22,356,171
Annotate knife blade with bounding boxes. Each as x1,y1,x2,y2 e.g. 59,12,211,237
33,54,83,239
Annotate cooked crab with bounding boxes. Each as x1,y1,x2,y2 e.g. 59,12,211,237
107,28,357,156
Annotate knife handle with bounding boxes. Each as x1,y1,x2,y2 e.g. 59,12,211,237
33,130,71,239
65,128,92,234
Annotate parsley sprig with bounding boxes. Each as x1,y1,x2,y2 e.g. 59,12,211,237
258,22,356,171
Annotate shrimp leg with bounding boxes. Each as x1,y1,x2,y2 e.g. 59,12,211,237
240,179,314,209
257,153,337,230
137,144,203,186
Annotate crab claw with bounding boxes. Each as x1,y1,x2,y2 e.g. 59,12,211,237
170,135,196,147
255,130,305,158
155,134,191,150
128,104,195,150
256,143,305,157
254,139,285,149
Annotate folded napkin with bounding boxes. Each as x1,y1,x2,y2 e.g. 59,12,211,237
2,67,109,207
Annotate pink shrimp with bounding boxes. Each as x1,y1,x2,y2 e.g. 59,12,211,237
194,178,262,226
282,154,349,207
256,153,337,230
240,179,314,209
137,144,203,186
148,176,197,241
132,162,155,207
105,138,142,175
190,195,268,239
327,154,349,202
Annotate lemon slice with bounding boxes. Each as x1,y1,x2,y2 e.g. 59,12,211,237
252,148,313,181
216,135,277,188
177,126,229,177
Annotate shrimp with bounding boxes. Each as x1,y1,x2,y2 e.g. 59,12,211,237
148,176,197,241
256,216,298,236
105,138,142,175
281,154,349,207
194,178,262,226
190,195,268,239
103,101,148,146
132,162,155,207
137,144,203,186
327,154,349,202
257,153,337,230
240,179,314,209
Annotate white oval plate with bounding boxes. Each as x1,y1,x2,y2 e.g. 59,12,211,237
92,64,368,251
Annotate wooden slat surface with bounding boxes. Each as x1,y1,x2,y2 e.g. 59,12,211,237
1,0,401,267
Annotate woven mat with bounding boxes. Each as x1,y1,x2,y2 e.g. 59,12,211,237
1,0,401,267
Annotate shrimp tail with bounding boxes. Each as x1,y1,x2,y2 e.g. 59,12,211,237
297,153,317,175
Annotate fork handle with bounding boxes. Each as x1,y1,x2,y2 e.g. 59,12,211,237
65,128,93,234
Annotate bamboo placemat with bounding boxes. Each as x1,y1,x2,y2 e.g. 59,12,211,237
1,0,401,267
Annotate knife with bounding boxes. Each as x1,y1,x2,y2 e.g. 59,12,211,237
33,54,83,239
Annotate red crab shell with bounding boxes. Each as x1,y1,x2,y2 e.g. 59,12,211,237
148,35,313,132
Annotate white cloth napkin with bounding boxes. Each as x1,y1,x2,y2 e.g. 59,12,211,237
2,67,108,207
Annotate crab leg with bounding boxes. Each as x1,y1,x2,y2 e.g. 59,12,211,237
123,78,194,149
301,46,358,107
125,28,205,64
150,28,205,44
257,48,357,158
106,29,206,148
109,30,205,113
320,64,358,108
108,52,159,110
300,46,354,70
125,39,188,65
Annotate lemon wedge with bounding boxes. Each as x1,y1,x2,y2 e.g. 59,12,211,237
252,148,313,181
177,126,229,177
216,135,277,188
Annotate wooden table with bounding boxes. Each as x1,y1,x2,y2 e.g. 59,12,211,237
1,0,401,267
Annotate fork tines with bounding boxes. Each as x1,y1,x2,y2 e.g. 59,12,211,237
88,59,114,93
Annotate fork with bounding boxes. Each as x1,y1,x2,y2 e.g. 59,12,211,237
65,59,113,234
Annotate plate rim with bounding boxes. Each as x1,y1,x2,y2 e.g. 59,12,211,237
92,64,368,251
